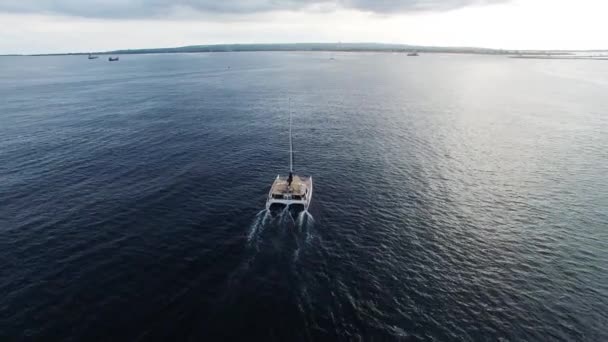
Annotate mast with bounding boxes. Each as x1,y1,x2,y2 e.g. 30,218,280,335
289,98,294,174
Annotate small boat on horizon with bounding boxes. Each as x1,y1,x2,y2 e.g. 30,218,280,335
407,51,419,56
108,56,119,62
265,102,313,214
88,54,98,59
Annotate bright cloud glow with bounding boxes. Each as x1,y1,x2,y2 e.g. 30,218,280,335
0,0,606,54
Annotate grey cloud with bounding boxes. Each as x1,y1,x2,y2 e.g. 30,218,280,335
0,0,508,18
342,0,506,12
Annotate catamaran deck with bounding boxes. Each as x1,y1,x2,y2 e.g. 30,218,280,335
270,175,310,197
267,174,313,209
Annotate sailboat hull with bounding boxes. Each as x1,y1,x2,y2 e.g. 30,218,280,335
265,175,312,211
264,101,313,212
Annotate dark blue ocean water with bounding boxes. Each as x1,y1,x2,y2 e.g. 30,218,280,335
1,52,607,341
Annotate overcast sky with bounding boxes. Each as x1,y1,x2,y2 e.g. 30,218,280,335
1,0,606,54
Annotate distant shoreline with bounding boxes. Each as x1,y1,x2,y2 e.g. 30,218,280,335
510,55,608,60
2,43,607,57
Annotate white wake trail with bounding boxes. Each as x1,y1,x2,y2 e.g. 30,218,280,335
295,210,315,243
247,209,270,246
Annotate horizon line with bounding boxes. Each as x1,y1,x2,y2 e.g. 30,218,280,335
3,42,608,56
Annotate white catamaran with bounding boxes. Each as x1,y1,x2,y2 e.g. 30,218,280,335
265,106,313,212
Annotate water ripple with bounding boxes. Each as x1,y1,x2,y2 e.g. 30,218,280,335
0,53,607,341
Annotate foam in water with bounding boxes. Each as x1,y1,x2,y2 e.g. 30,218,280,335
297,210,315,243
247,209,270,246
246,207,315,249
